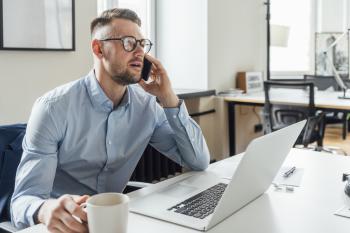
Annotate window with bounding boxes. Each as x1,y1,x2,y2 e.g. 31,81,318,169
270,0,313,74
118,0,153,40
97,0,154,46
97,0,118,15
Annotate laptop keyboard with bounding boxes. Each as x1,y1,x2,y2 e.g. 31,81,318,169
167,183,227,219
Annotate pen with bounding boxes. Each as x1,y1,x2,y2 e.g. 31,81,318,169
283,166,296,178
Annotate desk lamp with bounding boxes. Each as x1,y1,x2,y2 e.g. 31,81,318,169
323,29,350,99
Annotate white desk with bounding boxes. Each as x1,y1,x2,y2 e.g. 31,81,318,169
225,90,350,111
17,148,350,233
225,90,350,155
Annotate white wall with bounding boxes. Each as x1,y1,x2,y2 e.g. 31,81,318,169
156,0,208,90
207,0,266,156
208,0,266,91
0,0,97,124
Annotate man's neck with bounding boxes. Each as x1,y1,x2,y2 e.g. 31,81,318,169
94,68,127,107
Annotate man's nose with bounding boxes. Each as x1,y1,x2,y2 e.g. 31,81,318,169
134,42,145,54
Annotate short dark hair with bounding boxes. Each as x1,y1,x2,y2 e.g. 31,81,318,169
90,8,141,36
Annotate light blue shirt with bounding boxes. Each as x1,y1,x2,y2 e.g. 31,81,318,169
10,71,210,229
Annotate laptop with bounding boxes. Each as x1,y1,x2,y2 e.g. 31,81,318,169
130,120,306,231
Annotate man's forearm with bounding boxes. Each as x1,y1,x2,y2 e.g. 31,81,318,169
158,91,180,108
11,195,46,229
163,102,210,170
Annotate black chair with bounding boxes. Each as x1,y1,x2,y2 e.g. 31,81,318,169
263,80,326,149
0,124,26,233
304,75,348,140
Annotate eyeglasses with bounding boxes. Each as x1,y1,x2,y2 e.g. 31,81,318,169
99,36,153,54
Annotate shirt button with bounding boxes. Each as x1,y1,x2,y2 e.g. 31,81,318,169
173,115,177,119
104,167,109,171
108,140,112,145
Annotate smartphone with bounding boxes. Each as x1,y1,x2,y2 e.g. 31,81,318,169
141,57,152,81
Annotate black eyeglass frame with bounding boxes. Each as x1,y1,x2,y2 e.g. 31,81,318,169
99,36,153,53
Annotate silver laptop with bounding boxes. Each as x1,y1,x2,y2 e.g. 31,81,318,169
130,120,306,231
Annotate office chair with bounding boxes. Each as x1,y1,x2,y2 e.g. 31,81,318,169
263,80,326,149
0,124,25,233
304,75,348,140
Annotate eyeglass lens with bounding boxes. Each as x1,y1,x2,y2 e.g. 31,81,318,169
123,37,152,53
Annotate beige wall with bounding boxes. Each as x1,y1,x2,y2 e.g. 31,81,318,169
208,0,266,91
206,0,266,156
0,0,97,124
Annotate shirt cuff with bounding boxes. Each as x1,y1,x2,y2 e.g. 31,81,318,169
163,99,189,124
27,199,46,226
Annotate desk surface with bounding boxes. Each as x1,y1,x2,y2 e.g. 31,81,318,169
17,149,350,233
224,90,350,111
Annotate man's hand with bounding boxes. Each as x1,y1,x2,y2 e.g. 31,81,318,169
138,55,179,108
37,194,89,233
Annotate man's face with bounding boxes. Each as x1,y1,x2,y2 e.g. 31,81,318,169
100,19,145,85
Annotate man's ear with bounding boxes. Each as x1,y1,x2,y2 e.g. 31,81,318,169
92,39,103,59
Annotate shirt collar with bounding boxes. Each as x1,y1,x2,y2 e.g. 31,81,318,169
118,86,131,108
84,70,130,112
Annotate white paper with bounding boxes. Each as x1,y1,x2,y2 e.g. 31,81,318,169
273,166,304,187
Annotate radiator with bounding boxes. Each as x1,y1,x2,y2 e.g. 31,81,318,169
129,108,216,183
130,145,182,183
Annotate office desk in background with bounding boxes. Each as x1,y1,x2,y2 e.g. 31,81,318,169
225,90,350,155
18,148,350,233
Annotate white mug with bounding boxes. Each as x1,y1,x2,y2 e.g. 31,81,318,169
85,192,130,233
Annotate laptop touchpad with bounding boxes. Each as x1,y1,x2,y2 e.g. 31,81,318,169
159,184,197,198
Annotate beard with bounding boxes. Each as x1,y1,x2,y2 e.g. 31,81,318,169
110,68,141,86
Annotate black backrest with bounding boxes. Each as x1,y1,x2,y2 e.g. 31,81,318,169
0,124,26,221
263,80,315,132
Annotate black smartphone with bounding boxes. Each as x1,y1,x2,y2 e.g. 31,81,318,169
141,57,152,81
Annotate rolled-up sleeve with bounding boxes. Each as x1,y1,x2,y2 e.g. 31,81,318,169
150,100,210,171
10,98,63,229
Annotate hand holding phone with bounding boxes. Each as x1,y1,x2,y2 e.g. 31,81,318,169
141,57,152,81
138,55,179,107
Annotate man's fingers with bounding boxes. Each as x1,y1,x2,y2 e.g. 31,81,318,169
63,196,80,214
63,196,88,222
46,219,68,233
60,210,88,232
73,207,88,223
139,79,156,89
138,79,148,89
49,229,63,233
72,195,89,205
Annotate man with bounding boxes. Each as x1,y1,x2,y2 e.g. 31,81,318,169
10,8,210,232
